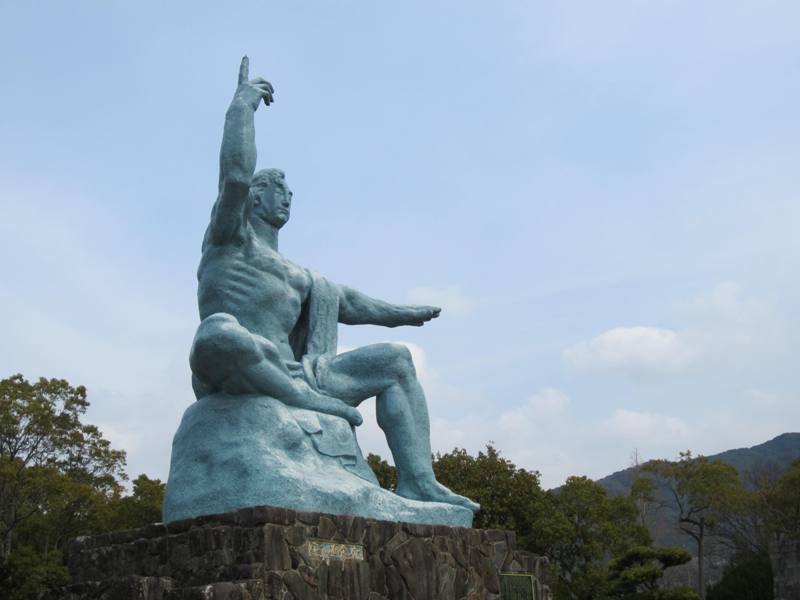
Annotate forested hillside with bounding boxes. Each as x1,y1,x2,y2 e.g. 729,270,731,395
595,433,800,594
598,433,800,499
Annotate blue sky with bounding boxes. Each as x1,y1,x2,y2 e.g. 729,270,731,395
1,1,799,488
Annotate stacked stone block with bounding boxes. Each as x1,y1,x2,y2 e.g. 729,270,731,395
37,505,550,599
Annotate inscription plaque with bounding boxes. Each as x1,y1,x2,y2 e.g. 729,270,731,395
305,538,366,561
500,572,535,600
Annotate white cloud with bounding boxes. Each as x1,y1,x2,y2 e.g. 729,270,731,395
745,389,782,408
563,282,789,382
528,388,571,413
744,388,799,411
497,388,570,434
424,400,698,488
406,286,474,317
400,341,429,380
96,422,142,455
679,282,785,359
601,409,691,441
541,2,799,63
563,326,696,377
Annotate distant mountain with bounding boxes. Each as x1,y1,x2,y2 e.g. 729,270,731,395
597,432,800,498
706,432,800,481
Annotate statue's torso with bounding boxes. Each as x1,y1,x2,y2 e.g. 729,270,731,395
197,229,312,362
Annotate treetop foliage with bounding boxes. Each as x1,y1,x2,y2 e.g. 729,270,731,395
706,554,774,600
607,546,698,600
0,374,164,600
434,445,544,542
365,453,396,492
0,374,126,482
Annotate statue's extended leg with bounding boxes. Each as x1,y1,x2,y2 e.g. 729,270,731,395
320,343,480,513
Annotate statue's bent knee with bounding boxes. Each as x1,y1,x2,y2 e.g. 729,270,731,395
190,313,258,385
386,343,416,378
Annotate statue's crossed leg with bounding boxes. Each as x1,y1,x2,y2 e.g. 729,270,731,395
190,313,480,513
190,313,363,425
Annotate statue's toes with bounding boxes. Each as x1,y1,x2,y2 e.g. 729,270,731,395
452,494,480,513
396,480,480,513
436,485,480,513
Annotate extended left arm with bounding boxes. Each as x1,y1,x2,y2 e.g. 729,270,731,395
337,285,441,327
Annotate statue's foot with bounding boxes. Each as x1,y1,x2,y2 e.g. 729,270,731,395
396,477,480,513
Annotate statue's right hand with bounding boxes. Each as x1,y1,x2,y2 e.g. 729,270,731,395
327,396,363,427
340,405,363,428
234,56,274,110
298,382,363,427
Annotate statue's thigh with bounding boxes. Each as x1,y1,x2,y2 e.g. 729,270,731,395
320,343,406,403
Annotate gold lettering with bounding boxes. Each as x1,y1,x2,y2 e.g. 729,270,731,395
305,539,365,561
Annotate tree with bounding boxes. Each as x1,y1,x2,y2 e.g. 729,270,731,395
607,546,699,600
366,453,397,492
432,446,547,550
671,458,799,600
764,459,800,550
629,448,659,529
631,476,658,528
0,543,69,600
545,476,651,600
712,464,776,558
645,452,742,599
705,554,773,600
0,374,129,599
0,374,126,562
108,474,166,532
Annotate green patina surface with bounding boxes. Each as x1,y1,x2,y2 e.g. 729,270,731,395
163,56,479,526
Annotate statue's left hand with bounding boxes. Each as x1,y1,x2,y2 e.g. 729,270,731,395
403,305,441,327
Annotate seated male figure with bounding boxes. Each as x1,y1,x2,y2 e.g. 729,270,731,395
190,57,478,513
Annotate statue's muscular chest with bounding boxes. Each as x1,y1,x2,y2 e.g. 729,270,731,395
234,239,311,301
198,235,312,325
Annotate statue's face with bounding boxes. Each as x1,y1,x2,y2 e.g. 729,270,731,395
252,180,292,229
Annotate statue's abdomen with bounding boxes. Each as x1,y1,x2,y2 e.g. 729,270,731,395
197,247,304,342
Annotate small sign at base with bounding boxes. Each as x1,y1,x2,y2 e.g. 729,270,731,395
500,572,536,600
305,538,366,561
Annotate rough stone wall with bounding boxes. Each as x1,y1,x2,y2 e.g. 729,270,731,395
37,505,551,600
772,539,800,600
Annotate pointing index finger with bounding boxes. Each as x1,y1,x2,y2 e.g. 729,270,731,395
238,56,249,85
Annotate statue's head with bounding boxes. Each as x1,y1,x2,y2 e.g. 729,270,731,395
249,168,292,229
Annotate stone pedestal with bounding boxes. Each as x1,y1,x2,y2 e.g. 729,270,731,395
38,504,551,600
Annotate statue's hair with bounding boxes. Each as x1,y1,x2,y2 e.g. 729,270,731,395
251,168,286,189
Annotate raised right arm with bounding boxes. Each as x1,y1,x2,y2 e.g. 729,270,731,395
208,57,274,245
